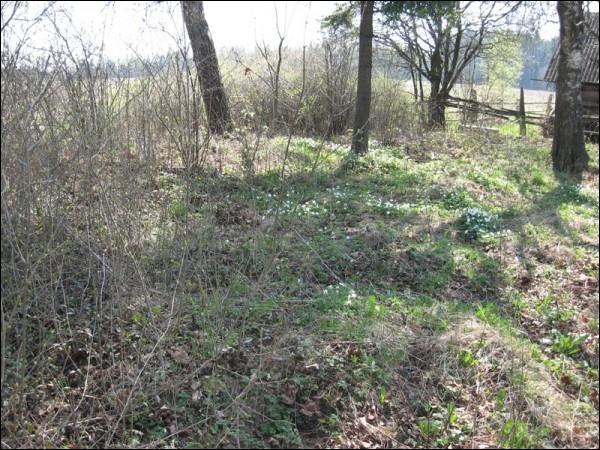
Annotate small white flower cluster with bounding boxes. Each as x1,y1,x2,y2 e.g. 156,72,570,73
322,282,357,305
264,196,326,218
324,186,356,212
346,287,358,305
462,207,499,240
262,185,359,219
261,190,300,216
363,149,404,173
325,186,353,199
369,139,384,150
296,137,321,149
329,143,348,153
557,183,586,204
298,199,327,217
366,195,414,216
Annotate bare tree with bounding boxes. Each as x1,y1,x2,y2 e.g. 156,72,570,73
378,1,523,129
256,5,286,131
181,1,232,134
351,1,374,155
552,1,589,176
322,31,355,137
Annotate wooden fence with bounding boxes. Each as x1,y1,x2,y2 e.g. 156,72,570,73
444,90,599,137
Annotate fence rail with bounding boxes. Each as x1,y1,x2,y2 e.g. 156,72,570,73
444,92,599,136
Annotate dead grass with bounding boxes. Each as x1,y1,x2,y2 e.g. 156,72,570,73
1,131,598,449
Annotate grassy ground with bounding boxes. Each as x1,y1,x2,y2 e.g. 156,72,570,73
2,129,598,449
452,84,554,112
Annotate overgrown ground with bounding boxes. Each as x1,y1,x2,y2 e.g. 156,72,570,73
2,128,598,449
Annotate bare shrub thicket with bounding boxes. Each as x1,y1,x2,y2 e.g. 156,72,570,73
230,37,423,146
0,4,212,444
370,73,422,145
1,3,422,446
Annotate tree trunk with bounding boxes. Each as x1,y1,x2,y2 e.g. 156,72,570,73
428,97,446,128
428,38,447,129
351,1,374,155
519,87,526,136
181,1,232,135
428,79,447,129
552,1,589,175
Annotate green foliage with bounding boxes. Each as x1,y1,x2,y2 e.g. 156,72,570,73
133,415,168,440
170,200,191,220
458,350,478,367
496,388,507,410
316,283,355,313
381,1,458,22
321,4,356,31
476,302,510,328
530,170,548,188
417,417,443,440
486,33,524,100
460,207,498,241
446,401,458,425
499,419,548,449
507,290,528,313
260,395,301,447
131,310,148,327
249,297,277,320
441,187,474,210
365,294,383,317
549,182,590,206
323,1,459,31
378,386,387,405
552,333,588,357
4,7,600,448
318,414,340,432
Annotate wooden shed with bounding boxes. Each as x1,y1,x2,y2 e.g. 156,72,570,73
544,12,599,133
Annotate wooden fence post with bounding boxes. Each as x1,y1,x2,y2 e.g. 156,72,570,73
469,88,478,123
461,88,478,124
545,94,554,117
519,87,526,136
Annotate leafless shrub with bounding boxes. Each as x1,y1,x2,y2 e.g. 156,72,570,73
0,4,432,447
370,73,422,144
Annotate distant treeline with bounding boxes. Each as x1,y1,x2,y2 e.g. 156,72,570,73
99,31,557,92
519,33,558,91
373,31,558,92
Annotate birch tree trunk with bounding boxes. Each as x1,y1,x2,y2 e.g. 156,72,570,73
552,1,589,175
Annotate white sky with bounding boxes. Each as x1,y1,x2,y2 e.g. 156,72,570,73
9,1,588,62
17,1,340,61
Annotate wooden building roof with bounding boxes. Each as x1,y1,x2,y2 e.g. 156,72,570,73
544,12,599,85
